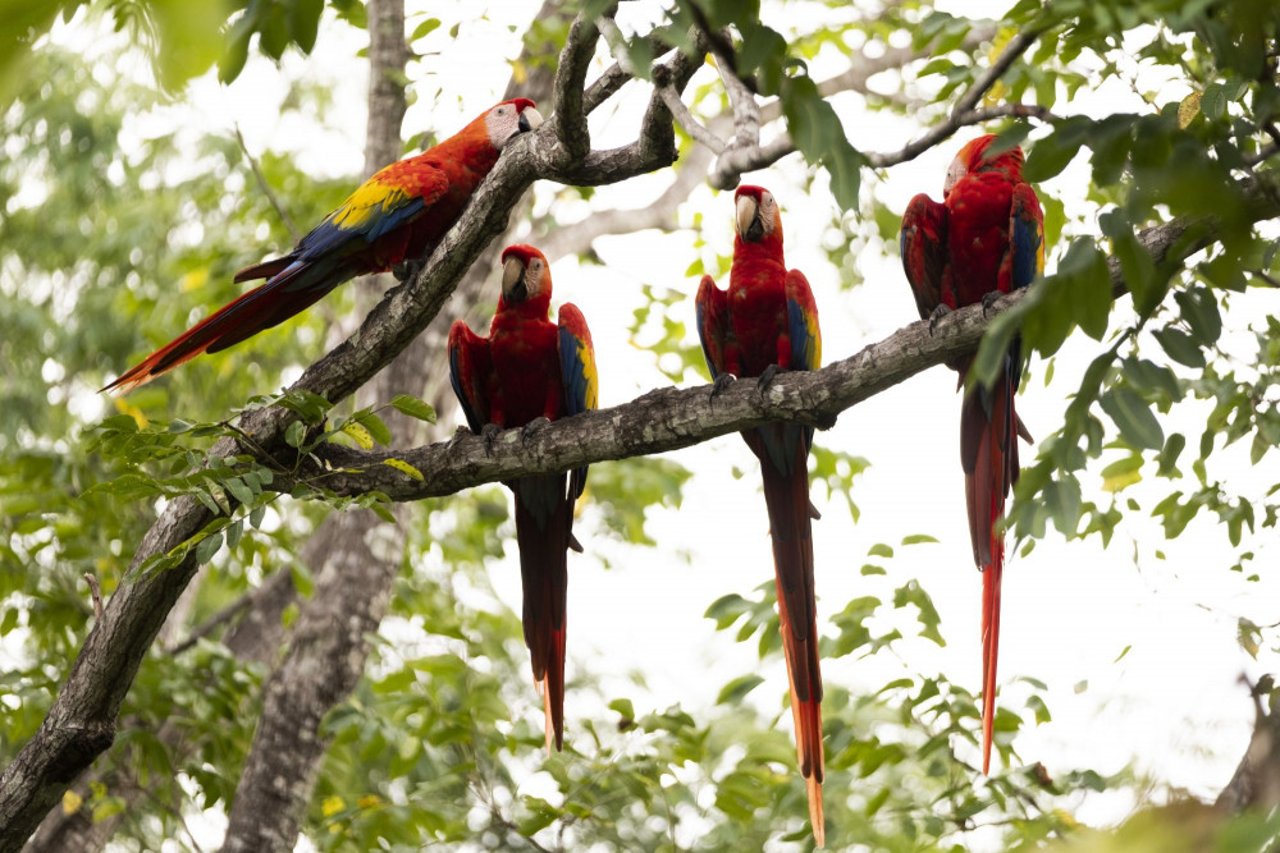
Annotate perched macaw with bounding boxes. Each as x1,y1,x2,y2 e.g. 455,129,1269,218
447,244,597,752
103,98,544,394
900,134,1044,774
695,185,825,845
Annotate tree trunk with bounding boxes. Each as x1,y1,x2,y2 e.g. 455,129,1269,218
219,2,562,849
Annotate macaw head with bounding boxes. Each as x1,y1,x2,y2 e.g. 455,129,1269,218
484,98,544,149
944,134,1025,197
734,185,782,246
499,244,551,308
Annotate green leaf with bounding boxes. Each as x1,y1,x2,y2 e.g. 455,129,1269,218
716,674,765,705
1152,326,1207,368
390,394,437,423
195,531,222,564
409,17,441,43
867,543,894,558
901,533,940,546
355,411,393,446
1099,388,1164,450
284,420,307,448
893,581,945,646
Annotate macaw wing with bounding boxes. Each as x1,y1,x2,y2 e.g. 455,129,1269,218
1007,182,1045,293
288,166,451,275
447,320,491,435
900,193,948,320
784,269,821,373
695,274,733,378
558,303,598,501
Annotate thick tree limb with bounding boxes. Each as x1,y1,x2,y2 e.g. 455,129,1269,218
255,181,1279,507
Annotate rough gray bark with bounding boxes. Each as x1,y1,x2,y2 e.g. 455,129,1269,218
221,1,411,847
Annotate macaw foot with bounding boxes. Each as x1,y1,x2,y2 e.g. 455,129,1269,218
928,303,952,334
392,257,426,284
980,290,1003,317
520,416,551,443
480,423,502,455
446,425,472,450
756,363,783,392
709,373,736,399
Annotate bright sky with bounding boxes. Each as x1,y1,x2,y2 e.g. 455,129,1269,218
36,1,1280,849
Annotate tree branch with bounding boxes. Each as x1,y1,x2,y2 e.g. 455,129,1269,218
950,26,1045,118
254,179,1278,507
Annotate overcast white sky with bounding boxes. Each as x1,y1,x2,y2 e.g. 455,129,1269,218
33,1,1280,849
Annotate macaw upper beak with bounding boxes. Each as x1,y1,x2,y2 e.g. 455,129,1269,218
518,107,543,134
502,256,528,302
735,195,765,242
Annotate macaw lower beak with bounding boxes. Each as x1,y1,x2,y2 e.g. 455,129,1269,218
735,195,765,243
502,256,528,303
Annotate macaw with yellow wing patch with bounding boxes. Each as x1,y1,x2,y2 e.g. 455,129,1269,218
900,134,1044,774
104,98,543,394
447,244,596,752
695,185,826,846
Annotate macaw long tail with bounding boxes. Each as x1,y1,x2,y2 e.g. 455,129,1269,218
101,256,343,394
960,359,1019,776
512,473,572,752
749,424,825,846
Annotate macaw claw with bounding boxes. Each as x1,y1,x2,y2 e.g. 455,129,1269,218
480,422,502,455
710,372,736,399
929,303,952,334
521,416,551,443
980,290,1002,317
756,363,782,392
392,257,426,284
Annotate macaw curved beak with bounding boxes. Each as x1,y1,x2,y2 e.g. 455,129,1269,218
735,195,765,242
502,256,528,302
518,107,543,134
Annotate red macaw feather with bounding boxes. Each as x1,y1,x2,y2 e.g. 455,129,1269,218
105,98,541,394
900,135,1044,775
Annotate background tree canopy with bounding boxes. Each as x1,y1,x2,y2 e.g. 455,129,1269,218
2,0,1280,850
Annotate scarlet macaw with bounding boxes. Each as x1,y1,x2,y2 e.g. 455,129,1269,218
695,186,825,845
900,134,1044,774
447,244,597,751
104,98,544,393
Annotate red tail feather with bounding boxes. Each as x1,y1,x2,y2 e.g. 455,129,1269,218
962,367,1017,775
513,475,572,752
752,426,825,846
101,268,328,394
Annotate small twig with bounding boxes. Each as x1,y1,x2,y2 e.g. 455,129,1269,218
711,102,1057,188
951,26,1047,118
1245,141,1280,167
714,46,761,151
233,124,300,243
865,103,1059,169
167,587,259,655
657,86,726,153
82,574,103,620
1249,268,1280,288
